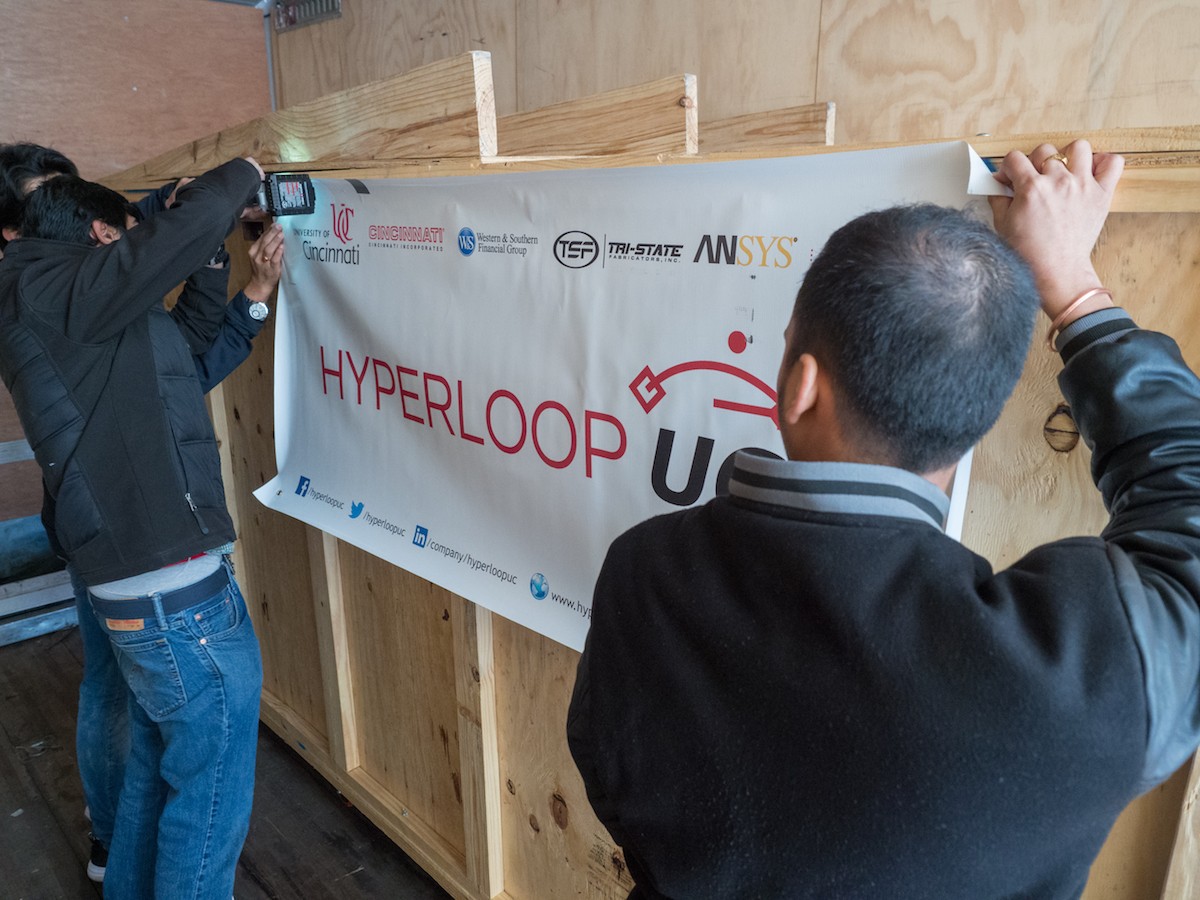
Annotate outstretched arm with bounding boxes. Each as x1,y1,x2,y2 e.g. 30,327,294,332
994,141,1200,789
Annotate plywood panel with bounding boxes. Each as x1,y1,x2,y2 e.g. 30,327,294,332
964,211,1200,568
0,0,268,179
217,234,330,742
1163,759,1200,900
342,547,468,858
272,0,517,115
493,617,634,899
1086,765,1191,900
817,1,1200,144
514,0,822,121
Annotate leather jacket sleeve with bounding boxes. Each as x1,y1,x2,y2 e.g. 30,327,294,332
1058,309,1200,788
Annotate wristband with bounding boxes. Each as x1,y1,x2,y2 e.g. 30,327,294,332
1046,288,1113,351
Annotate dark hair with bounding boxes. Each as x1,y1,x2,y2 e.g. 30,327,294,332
786,204,1039,473
0,143,80,247
20,175,135,246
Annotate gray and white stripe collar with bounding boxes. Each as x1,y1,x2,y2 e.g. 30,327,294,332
728,451,950,529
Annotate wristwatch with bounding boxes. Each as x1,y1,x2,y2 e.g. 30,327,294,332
247,301,270,321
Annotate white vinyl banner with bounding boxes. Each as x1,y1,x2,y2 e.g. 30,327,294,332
255,143,1003,650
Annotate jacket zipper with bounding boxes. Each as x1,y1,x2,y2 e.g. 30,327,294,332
185,492,210,535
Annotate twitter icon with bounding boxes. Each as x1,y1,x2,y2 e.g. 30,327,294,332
349,501,364,519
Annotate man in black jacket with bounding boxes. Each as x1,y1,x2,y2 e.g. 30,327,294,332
569,142,1200,898
0,157,268,900
1,140,283,884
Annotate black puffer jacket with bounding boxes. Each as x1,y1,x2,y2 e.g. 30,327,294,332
0,159,261,585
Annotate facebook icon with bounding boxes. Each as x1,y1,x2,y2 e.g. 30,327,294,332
295,476,311,497
413,525,429,548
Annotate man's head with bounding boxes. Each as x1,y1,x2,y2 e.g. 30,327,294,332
0,143,79,247
778,204,1040,475
20,175,137,247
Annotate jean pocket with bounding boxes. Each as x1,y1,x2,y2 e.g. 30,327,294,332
111,634,188,721
186,585,243,643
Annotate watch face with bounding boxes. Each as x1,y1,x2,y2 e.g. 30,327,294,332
248,301,269,321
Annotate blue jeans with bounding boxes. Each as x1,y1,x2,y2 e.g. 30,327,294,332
93,562,263,900
70,564,129,849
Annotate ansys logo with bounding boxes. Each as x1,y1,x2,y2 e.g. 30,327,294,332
457,227,477,256
693,233,797,268
332,202,354,244
530,573,550,600
553,231,599,269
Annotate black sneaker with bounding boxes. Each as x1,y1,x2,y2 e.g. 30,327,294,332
86,833,107,883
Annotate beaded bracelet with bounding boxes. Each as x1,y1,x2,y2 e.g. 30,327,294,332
1046,287,1114,350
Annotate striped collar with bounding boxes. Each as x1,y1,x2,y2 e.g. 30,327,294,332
728,451,950,530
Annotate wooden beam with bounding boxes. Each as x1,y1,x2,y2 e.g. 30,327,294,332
453,599,504,898
497,75,697,157
701,101,835,152
102,52,496,193
306,530,361,772
232,135,1200,215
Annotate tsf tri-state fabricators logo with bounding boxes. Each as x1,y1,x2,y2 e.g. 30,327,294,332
331,202,354,244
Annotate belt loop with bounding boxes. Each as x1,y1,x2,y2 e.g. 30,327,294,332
150,592,169,628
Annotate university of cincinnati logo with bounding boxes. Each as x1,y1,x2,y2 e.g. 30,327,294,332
332,202,354,244
302,202,360,265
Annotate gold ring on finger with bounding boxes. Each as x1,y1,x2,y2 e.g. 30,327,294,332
1040,152,1069,173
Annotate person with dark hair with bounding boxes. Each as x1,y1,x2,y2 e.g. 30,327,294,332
0,157,270,900
0,142,280,885
0,141,78,247
568,141,1200,898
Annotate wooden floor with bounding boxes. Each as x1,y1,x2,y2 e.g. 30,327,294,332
0,625,451,899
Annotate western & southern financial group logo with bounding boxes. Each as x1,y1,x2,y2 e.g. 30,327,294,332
554,231,599,269
458,227,476,256
530,572,550,600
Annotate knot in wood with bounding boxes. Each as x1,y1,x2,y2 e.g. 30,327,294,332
1043,403,1080,453
550,792,569,829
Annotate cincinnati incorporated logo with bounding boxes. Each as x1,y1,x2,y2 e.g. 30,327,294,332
553,230,599,269
458,227,477,256
331,202,354,244
366,224,444,253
